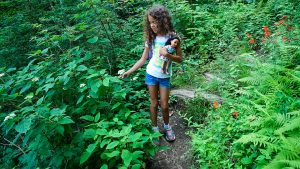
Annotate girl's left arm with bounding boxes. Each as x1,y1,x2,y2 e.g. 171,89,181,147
160,46,182,63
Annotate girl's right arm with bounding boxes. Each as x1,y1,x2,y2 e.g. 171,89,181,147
120,46,149,78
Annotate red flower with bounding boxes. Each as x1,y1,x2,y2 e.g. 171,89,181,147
213,101,219,109
289,27,293,31
282,15,287,19
282,36,287,41
275,20,284,27
246,33,251,37
249,38,255,44
263,26,270,38
263,26,269,32
232,112,238,118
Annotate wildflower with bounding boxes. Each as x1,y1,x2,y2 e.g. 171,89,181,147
232,112,238,118
275,20,284,27
282,36,287,41
246,33,251,37
213,101,219,109
282,15,287,19
87,95,91,98
80,83,86,88
132,77,138,81
4,113,16,121
289,27,293,31
31,77,39,82
263,26,270,38
0,73,4,77
117,69,125,75
249,38,255,44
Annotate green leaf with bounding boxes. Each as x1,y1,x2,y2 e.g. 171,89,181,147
96,129,107,136
80,152,91,165
86,143,97,153
100,139,111,148
132,151,144,160
77,65,88,71
55,125,65,136
77,95,84,104
15,118,32,133
84,129,97,139
121,150,132,167
103,77,109,87
36,96,44,105
241,157,252,165
90,80,101,93
25,92,34,100
20,83,31,94
75,34,83,41
58,116,74,124
94,113,100,122
105,150,120,158
80,115,94,121
50,108,65,116
100,164,108,169
129,132,143,142
87,36,98,43
106,141,119,149
41,48,49,54
6,67,16,73
112,102,121,110
44,83,55,92
132,164,141,169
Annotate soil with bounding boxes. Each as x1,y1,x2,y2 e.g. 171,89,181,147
146,104,193,169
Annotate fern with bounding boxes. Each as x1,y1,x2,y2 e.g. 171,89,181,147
275,117,300,134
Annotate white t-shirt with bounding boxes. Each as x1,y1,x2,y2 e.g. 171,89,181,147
146,36,172,78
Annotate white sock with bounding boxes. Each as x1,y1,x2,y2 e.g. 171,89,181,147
164,124,170,129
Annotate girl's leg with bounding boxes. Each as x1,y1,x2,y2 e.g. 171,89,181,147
160,86,175,141
148,85,159,126
159,86,170,125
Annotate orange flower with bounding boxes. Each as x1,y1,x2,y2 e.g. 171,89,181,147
249,38,255,44
232,112,238,118
282,36,287,41
275,20,284,27
213,101,219,109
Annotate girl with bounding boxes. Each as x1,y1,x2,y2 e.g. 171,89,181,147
121,5,182,142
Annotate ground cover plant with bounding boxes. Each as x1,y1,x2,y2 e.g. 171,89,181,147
178,0,300,168
1,0,300,168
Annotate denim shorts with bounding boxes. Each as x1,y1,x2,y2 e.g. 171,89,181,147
145,73,171,89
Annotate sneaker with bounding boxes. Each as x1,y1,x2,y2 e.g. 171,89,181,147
164,125,176,142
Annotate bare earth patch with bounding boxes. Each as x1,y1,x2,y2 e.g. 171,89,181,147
146,91,194,169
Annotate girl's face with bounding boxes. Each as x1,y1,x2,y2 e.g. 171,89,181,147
148,15,160,34
171,39,179,48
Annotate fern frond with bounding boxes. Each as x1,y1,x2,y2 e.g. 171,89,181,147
275,117,300,134
235,133,280,152
287,110,300,116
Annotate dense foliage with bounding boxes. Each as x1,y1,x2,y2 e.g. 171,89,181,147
1,0,300,168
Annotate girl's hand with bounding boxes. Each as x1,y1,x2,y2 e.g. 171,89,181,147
159,47,169,57
119,71,130,78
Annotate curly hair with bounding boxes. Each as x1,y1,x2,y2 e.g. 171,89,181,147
144,5,174,46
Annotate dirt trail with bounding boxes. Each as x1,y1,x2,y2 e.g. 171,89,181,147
146,89,195,169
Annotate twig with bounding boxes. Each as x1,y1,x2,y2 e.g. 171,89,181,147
3,138,26,155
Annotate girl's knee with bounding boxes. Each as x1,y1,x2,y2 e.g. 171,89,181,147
150,99,158,107
160,102,169,110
